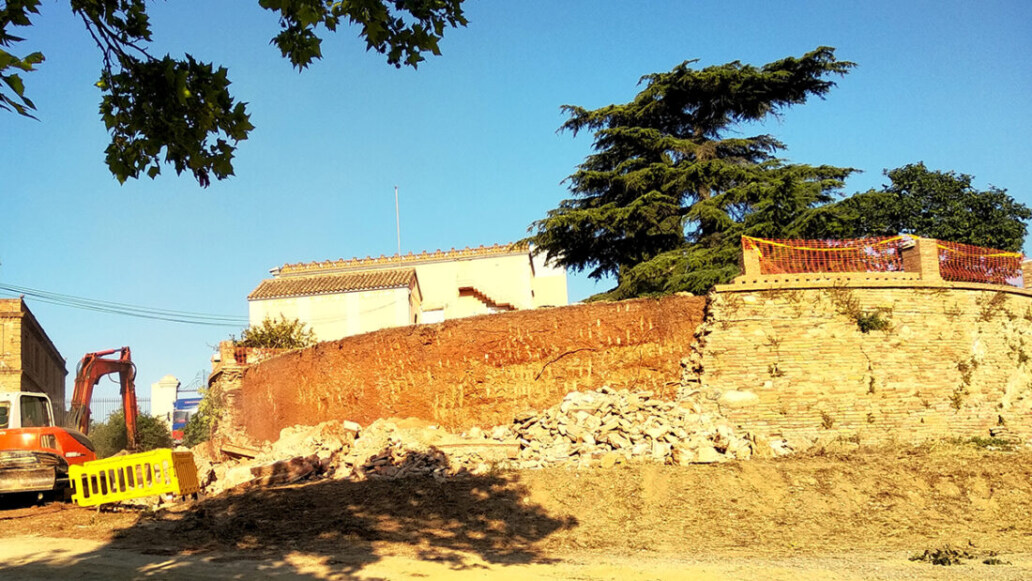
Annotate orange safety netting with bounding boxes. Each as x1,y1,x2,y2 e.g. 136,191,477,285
936,240,1023,287
742,236,906,275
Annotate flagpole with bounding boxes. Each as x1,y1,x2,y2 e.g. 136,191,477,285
394,185,402,257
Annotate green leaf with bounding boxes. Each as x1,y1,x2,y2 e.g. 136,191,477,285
2,73,25,96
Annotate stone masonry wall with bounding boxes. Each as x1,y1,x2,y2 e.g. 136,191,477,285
0,305,22,393
0,299,67,411
693,285,1032,445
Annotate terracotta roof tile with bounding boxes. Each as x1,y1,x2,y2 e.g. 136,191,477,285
248,268,416,300
276,242,529,276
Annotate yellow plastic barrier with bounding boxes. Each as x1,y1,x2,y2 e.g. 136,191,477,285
69,449,200,507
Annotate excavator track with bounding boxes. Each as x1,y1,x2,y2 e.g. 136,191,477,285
0,450,67,495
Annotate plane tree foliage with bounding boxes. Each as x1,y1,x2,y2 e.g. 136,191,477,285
527,47,858,299
0,0,467,186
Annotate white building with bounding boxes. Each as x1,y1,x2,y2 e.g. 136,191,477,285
248,243,567,342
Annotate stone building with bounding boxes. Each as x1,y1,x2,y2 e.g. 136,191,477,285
248,243,568,341
0,298,67,412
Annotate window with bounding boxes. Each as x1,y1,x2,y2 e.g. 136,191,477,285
20,395,51,428
0,402,9,429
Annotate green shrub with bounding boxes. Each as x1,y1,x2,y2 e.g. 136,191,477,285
237,315,316,349
962,436,1016,451
89,410,173,458
855,310,892,333
182,407,211,448
181,386,223,448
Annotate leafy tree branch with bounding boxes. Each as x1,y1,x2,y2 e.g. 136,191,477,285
0,0,45,117
3,0,468,186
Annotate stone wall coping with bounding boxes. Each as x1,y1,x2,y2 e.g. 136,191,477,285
716,274,1032,297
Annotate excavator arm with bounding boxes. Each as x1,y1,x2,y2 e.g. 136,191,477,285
67,347,140,451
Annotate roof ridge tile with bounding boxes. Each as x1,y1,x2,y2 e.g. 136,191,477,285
248,268,416,300
277,242,528,276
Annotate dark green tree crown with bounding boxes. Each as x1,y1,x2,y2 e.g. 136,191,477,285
528,47,857,299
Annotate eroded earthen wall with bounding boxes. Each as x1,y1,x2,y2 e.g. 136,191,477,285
237,296,706,441
696,286,1032,444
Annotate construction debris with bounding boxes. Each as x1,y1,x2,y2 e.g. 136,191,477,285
196,387,793,496
502,386,790,468
219,443,259,459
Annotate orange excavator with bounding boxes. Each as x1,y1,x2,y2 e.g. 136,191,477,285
0,347,139,499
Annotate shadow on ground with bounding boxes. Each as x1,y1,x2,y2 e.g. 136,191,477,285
0,446,577,579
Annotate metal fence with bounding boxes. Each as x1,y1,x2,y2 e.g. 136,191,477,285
743,235,1025,288
61,398,152,425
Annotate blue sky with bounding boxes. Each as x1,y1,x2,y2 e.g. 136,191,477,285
2,1,1030,403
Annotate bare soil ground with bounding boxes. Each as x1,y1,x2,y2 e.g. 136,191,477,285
2,443,1030,579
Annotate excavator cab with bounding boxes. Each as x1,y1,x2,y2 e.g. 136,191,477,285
1,347,137,500
0,391,95,496
20,395,51,428
0,392,50,433
1,393,54,429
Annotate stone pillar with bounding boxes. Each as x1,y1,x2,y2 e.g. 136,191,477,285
1022,260,1032,289
150,374,180,429
742,244,762,277
900,236,941,281
216,340,239,370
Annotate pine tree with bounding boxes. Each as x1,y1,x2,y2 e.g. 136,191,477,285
528,47,856,299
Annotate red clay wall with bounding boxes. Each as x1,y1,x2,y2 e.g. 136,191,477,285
236,295,705,442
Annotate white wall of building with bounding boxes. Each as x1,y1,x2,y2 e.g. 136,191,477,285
250,286,416,343
531,252,569,307
249,247,568,342
150,374,180,429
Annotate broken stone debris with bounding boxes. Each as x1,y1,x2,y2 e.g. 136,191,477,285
195,387,793,496
505,386,791,469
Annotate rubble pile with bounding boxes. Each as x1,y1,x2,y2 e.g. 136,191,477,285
195,387,792,496
197,418,496,495
504,387,790,468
